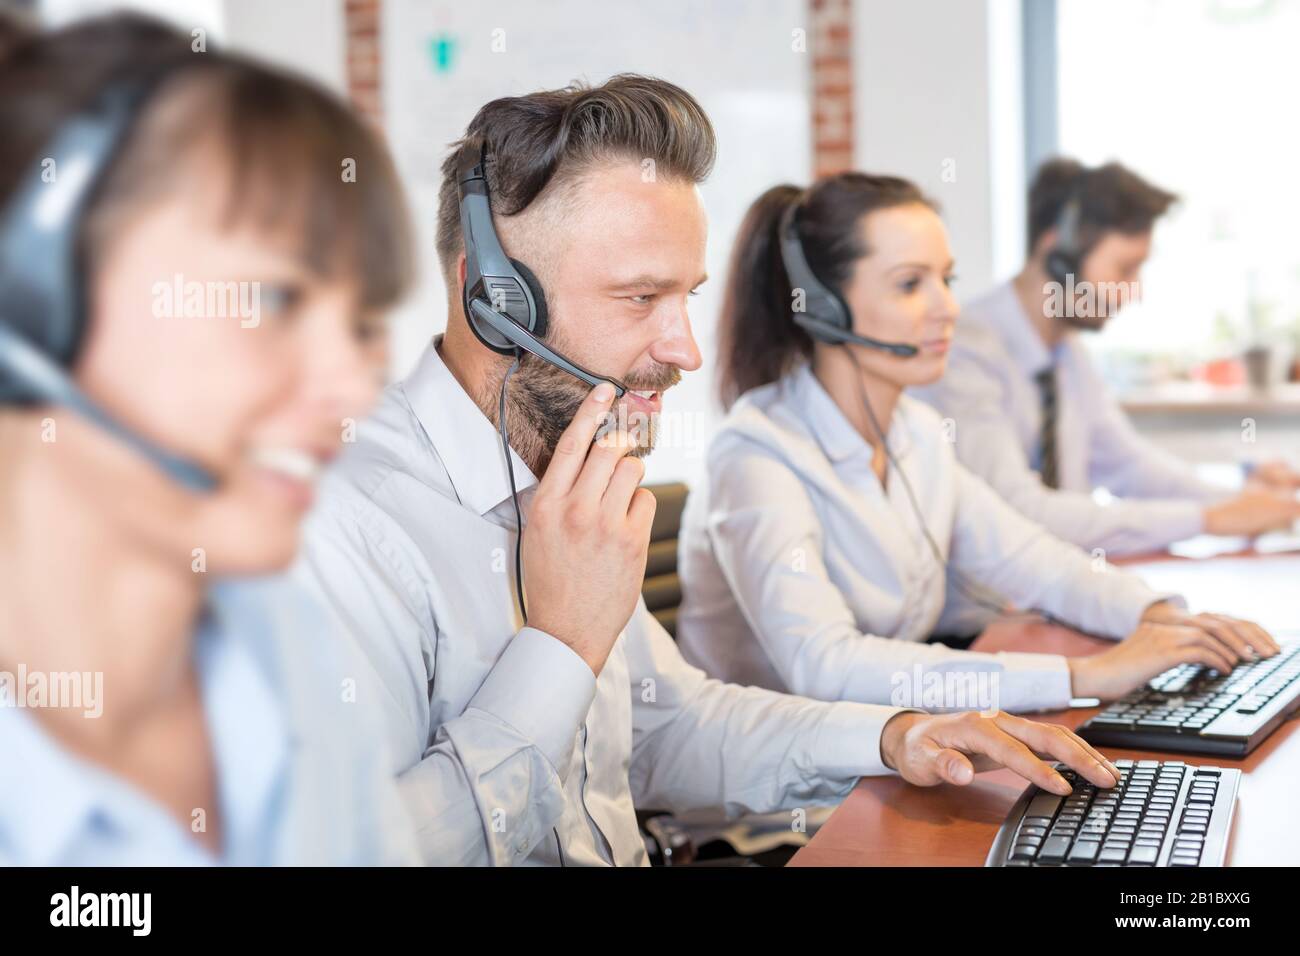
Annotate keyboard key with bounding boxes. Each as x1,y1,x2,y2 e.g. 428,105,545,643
1068,841,1100,863
1088,717,1135,730
1039,837,1072,862
1128,845,1160,865
1025,794,1063,819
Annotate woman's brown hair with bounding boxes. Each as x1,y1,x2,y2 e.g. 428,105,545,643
0,12,415,314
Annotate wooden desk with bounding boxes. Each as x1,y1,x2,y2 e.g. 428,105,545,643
790,553,1300,867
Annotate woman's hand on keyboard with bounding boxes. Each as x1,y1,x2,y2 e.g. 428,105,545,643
1068,614,1267,701
1140,602,1280,659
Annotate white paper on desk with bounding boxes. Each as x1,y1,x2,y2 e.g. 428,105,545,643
1125,555,1300,635
1255,529,1300,553
1169,523,1300,559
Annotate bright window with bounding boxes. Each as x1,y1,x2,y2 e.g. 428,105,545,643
1057,0,1300,387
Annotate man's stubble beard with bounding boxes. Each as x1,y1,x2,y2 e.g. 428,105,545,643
482,329,681,476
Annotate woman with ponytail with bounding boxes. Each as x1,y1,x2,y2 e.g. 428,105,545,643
676,173,1280,713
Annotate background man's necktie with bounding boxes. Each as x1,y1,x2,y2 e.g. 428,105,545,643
1034,366,1060,489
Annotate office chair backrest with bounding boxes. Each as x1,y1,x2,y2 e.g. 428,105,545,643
642,482,689,638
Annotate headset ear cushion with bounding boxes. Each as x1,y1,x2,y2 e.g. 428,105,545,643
509,258,548,339
1044,251,1074,286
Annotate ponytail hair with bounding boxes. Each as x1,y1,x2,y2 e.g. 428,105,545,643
716,172,935,408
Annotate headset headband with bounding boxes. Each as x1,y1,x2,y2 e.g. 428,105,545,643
0,59,217,490
0,60,185,401
778,200,853,333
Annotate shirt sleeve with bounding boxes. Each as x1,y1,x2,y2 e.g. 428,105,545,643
691,446,1079,714
1077,348,1232,505
624,601,912,820
931,344,1207,555
949,463,1185,641
294,499,594,866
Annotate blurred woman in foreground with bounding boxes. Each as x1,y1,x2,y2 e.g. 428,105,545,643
0,13,417,864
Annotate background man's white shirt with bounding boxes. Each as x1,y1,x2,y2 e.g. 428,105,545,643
912,281,1227,556
909,280,1222,556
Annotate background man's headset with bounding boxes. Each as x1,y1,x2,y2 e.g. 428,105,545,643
778,199,1044,624
0,63,216,491
1043,177,1086,287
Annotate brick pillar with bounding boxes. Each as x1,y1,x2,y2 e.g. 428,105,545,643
810,0,854,178
344,0,383,125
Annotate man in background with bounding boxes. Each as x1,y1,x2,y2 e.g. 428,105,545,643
916,158,1300,556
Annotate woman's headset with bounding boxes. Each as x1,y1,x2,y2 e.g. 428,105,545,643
0,62,216,490
777,201,918,357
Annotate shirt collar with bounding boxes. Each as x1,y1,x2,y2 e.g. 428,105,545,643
984,280,1064,376
400,336,538,517
790,363,913,465
0,579,291,865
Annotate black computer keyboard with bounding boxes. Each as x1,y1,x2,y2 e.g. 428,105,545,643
986,760,1239,867
1077,640,1300,756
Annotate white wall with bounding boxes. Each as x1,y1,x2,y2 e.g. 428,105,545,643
38,0,345,94
853,0,1025,299
40,0,223,31
222,0,345,94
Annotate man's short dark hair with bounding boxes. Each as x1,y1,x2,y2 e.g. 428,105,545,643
1027,157,1178,256
435,74,716,280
